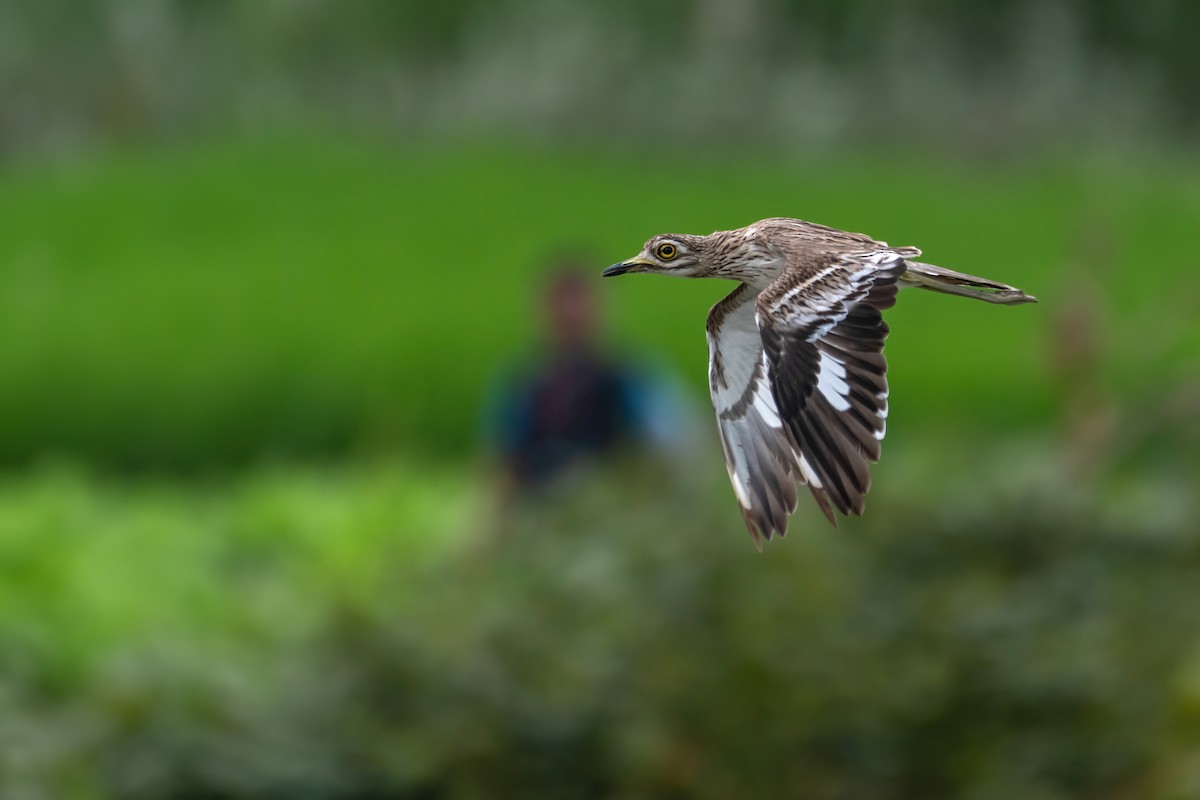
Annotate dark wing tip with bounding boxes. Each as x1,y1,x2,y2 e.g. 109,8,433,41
741,505,789,549
807,485,839,526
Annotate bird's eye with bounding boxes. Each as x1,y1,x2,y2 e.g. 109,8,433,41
656,243,678,260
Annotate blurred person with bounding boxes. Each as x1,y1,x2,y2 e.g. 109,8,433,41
483,259,696,514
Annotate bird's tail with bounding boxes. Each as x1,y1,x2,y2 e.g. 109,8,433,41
901,261,1037,305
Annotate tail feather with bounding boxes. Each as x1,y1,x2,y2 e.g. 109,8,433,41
901,261,1037,305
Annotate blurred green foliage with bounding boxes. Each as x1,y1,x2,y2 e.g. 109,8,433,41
2,139,1198,469
2,442,1198,798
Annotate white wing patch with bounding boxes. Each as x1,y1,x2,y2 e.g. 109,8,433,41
815,351,851,412
795,453,824,490
751,350,782,427
707,307,764,414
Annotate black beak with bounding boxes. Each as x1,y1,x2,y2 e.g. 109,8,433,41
601,262,631,277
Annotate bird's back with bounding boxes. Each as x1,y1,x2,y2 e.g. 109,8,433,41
751,217,897,253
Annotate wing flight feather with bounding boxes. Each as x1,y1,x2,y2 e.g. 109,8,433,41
706,251,906,545
757,252,904,521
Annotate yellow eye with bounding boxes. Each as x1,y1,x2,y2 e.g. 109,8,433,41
656,243,678,260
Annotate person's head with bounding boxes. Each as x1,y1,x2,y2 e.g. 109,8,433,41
543,268,600,349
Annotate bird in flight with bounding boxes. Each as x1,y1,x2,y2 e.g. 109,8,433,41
603,217,1035,548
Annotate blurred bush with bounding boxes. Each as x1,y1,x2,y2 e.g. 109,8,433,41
2,440,1198,799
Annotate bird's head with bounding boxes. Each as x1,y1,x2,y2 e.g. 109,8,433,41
602,234,708,279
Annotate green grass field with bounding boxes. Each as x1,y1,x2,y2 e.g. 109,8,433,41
2,138,1197,469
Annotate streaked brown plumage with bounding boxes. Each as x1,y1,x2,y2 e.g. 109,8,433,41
602,217,1035,548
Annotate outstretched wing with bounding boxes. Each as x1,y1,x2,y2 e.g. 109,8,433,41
706,284,803,548
756,252,905,522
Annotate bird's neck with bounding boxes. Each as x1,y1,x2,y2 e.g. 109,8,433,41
724,252,786,290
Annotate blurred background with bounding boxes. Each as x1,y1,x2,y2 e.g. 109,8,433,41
2,1,1199,798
